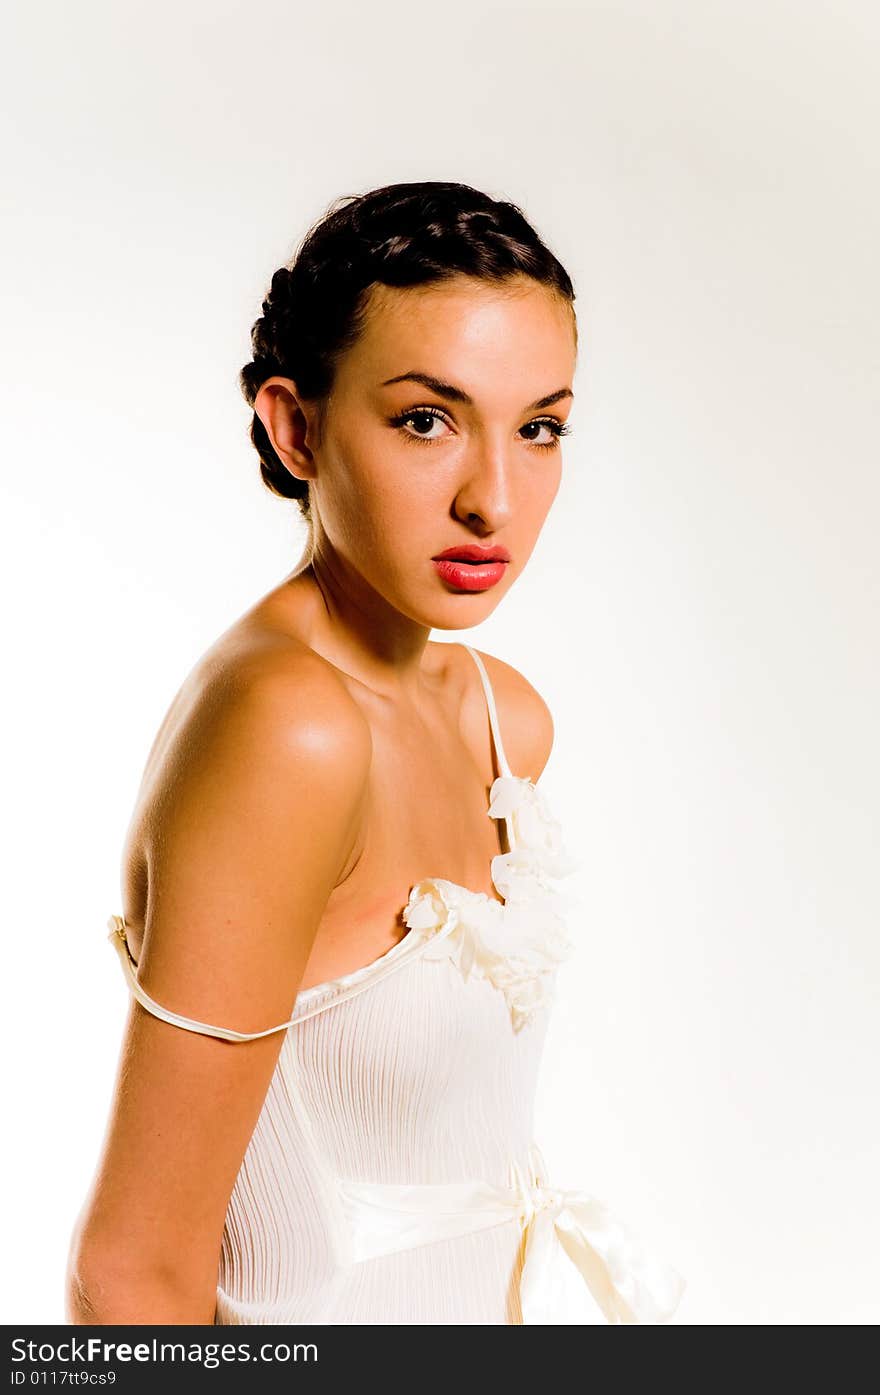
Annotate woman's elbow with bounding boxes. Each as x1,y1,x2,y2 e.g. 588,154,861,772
65,1227,218,1326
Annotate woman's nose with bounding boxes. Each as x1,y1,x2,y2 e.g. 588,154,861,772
452,441,515,532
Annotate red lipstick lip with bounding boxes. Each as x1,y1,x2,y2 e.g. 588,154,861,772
431,549,510,594
432,545,511,563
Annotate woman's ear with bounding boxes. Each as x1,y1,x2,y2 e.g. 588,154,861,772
254,376,319,484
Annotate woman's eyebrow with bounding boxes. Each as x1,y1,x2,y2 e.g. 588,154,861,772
381,371,573,412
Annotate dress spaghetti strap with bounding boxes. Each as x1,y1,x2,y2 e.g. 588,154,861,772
458,644,514,780
107,916,298,1042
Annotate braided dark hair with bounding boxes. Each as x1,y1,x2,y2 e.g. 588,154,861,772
239,181,576,520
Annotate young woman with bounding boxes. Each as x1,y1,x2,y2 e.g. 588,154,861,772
66,181,686,1326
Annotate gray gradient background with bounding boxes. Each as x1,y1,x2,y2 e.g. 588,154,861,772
2,0,877,1324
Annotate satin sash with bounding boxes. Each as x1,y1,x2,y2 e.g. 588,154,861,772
336,1143,686,1324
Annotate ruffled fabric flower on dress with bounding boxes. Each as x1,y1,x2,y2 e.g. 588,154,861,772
401,777,582,1032
487,774,581,883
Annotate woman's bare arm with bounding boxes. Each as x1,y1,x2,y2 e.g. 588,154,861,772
66,648,372,1324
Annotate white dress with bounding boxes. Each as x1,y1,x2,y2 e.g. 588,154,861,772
107,644,686,1325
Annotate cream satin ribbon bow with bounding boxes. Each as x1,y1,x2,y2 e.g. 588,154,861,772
336,1146,685,1324
510,1151,686,1323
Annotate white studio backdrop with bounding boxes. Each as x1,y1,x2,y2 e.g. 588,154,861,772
1,0,878,1325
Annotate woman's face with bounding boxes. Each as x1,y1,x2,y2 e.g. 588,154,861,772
284,273,576,629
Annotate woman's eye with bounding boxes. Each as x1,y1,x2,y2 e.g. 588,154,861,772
519,418,570,449
389,407,451,443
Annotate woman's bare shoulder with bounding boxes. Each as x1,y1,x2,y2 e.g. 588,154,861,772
460,644,555,781
126,628,373,895
199,629,373,747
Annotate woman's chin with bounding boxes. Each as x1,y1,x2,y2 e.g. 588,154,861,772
414,590,508,631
